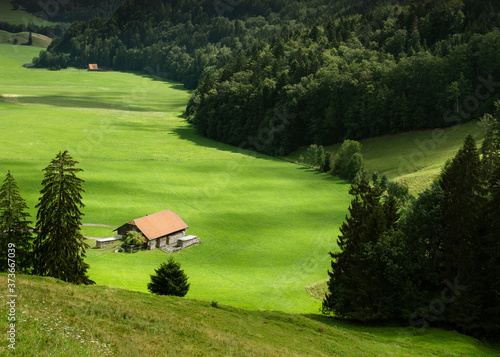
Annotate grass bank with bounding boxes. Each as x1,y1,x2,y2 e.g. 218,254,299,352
1,274,498,356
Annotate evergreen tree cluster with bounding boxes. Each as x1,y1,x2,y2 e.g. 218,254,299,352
10,0,126,23
0,20,66,38
0,171,33,273
188,0,500,155
323,118,500,341
32,0,381,88
0,151,93,285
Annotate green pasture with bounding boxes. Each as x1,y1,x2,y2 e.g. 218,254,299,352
285,122,485,193
0,30,52,47
0,0,59,26
0,45,350,313
2,274,498,356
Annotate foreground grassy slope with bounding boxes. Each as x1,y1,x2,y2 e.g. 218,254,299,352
1,275,498,356
0,45,350,313
285,123,485,193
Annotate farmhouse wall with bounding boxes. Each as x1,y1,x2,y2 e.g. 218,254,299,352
177,237,200,248
96,240,110,249
167,230,186,245
117,224,138,237
122,243,146,253
158,237,167,248
148,239,157,250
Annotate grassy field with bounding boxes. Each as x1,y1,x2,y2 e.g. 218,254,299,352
0,0,59,26
1,274,498,356
0,44,351,314
0,30,52,47
285,122,485,193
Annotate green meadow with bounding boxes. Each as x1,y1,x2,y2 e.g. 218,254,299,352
0,30,52,47
0,44,351,313
2,274,499,356
0,0,59,26
285,123,485,194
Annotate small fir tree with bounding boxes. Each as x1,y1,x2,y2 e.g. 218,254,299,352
148,257,190,297
33,151,94,285
0,171,33,273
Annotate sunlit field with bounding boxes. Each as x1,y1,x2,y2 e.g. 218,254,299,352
0,45,351,313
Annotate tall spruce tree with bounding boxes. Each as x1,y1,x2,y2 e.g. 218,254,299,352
33,151,94,285
322,178,402,320
438,135,486,333
480,149,500,339
480,117,500,183
0,171,33,273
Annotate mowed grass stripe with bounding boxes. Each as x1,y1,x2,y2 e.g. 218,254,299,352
0,45,350,313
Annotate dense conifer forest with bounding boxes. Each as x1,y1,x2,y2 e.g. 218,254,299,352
10,0,127,22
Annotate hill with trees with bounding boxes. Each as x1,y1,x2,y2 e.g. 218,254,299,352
187,0,500,155
10,0,127,22
32,0,382,87
33,0,500,154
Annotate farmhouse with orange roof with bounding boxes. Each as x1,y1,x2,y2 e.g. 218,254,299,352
115,210,198,251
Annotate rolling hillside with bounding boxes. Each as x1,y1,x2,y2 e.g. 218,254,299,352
285,121,485,193
1,274,498,356
0,30,51,47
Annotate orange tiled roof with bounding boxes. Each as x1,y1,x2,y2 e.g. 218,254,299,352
126,210,188,241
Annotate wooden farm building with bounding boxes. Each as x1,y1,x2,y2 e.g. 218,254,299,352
115,210,198,251
88,64,98,71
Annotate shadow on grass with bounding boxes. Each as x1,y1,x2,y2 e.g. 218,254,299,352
17,95,159,112
171,125,273,158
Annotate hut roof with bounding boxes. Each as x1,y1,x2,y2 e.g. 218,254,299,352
122,210,188,241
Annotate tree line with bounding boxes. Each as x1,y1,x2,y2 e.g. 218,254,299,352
0,20,66,38
31,0,381,87
322,113,500,341
187,0,500,155
10,0,126,23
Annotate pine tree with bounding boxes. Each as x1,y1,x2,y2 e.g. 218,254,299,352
479,153,500,339
438,135,486,332
480,117,499,183
148,257,190,297
322,178,401,320
0,171,33,273
33,151,94,285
